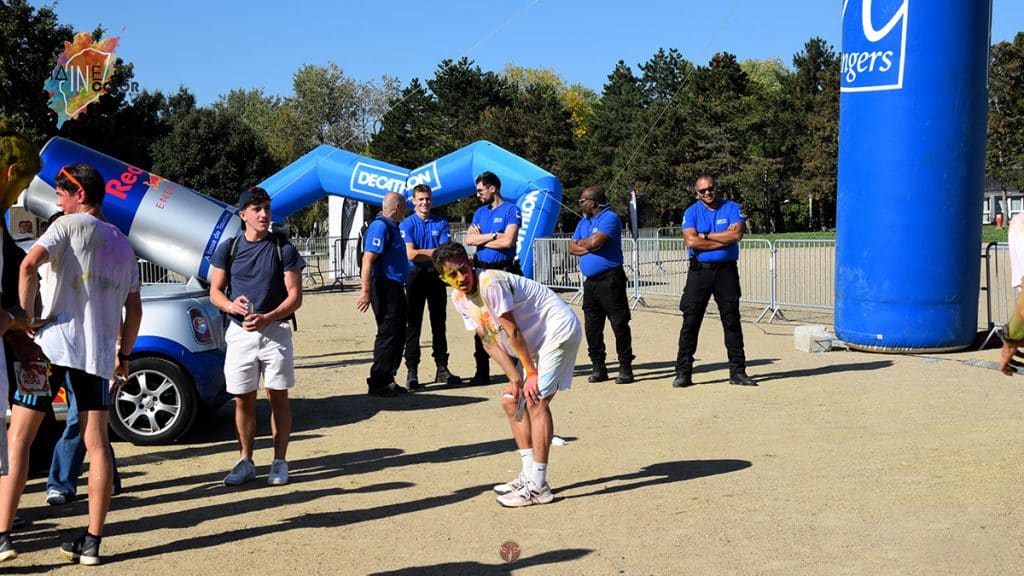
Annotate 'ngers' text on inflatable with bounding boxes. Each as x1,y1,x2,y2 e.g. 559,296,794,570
27,138,561,281
258,141,562,278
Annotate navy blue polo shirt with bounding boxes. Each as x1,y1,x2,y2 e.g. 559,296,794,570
681,199,744,262
364,216,408,283
471,202,521,263
400,212,451,269
572,207,624,277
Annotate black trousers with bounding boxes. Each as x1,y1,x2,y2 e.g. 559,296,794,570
404,267,449,369
582,267,633,366
368,277,407,390
675,262,747,375
472,258,521,372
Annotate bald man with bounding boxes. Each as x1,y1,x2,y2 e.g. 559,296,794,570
357,192,410,397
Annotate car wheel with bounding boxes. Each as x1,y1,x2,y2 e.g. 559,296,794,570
109,357,199,445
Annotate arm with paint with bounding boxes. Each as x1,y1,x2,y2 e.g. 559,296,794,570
495,311,540,404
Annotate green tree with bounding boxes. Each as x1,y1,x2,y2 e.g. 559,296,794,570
688,52,753,200
369,78,443,168
787,37,840,230
987,32,1024,197
150,106,276,204
0,0,71,144
212,88,282,147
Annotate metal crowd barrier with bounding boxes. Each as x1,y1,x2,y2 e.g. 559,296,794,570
289,233,1009,341
137,259,188,285
980,242,1014,348
769,239,837,321
531,238,583,302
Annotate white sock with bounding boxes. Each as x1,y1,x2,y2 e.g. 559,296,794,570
530,462,547,488
518,449,534,476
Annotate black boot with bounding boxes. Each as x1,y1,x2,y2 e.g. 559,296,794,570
615,362,634,384
406,367,424,391
672,373,694,388
435,364,461,386
729,372,757,386
470,359,490,386
588,361,609,383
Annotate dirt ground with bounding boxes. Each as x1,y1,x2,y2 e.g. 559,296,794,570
5,286,1023,575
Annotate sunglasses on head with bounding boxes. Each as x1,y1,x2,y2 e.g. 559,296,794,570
58,165,85,195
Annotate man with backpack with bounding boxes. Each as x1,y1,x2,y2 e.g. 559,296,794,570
357,191,408,397
210,187,305,487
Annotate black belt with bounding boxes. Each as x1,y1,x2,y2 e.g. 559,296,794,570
474,258,515,271
585,266,623,282
688,259,737,270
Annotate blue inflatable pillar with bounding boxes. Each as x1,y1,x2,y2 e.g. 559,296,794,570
835,0,992,351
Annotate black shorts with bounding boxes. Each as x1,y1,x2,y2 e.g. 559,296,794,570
12,364,109,413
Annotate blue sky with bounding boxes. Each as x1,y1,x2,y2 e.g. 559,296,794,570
33,0,1024,106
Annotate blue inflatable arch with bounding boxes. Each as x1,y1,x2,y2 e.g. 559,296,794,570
258,140,562,278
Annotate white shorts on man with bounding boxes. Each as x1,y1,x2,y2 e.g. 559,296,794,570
224,320,296,394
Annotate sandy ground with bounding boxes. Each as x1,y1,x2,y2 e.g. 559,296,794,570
4,285,1023,575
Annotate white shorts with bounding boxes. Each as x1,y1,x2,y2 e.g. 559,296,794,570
224,321,295,395
535,329,582,399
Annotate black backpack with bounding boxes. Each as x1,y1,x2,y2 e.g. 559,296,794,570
357,216,393,272
224,232,298,330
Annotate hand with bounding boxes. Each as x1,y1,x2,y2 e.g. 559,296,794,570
242,313,268,332
522,372,540,406
114,355,129,383
230,296,250,316
356,291,370,313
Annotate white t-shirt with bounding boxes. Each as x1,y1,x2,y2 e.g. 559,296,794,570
451,270,580,359
34,213,140,379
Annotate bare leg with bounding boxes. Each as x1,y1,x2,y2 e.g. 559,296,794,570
234,392,257,460
501,383,531,450
526,395,555,465
79,409,113,536
0,407,44,531
266,389,291,460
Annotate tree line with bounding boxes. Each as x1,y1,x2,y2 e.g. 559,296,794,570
2,1,1022,235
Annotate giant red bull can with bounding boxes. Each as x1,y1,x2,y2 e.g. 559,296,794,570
835,0,992,351
28,138,240,281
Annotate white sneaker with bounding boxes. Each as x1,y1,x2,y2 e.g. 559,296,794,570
496,480,554,507
493,472,528,495
45,488,68,505
267,459,289,486
224,458,256,486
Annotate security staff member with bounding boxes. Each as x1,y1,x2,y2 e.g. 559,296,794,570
357,192,409,397
672,175,756,388
400,184,460,389
464,171,521,385
568,186,634,384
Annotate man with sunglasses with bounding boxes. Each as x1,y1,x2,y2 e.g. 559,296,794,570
672,175,756,389
433,242,581,507
3,162,142,565
568,186,634,384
